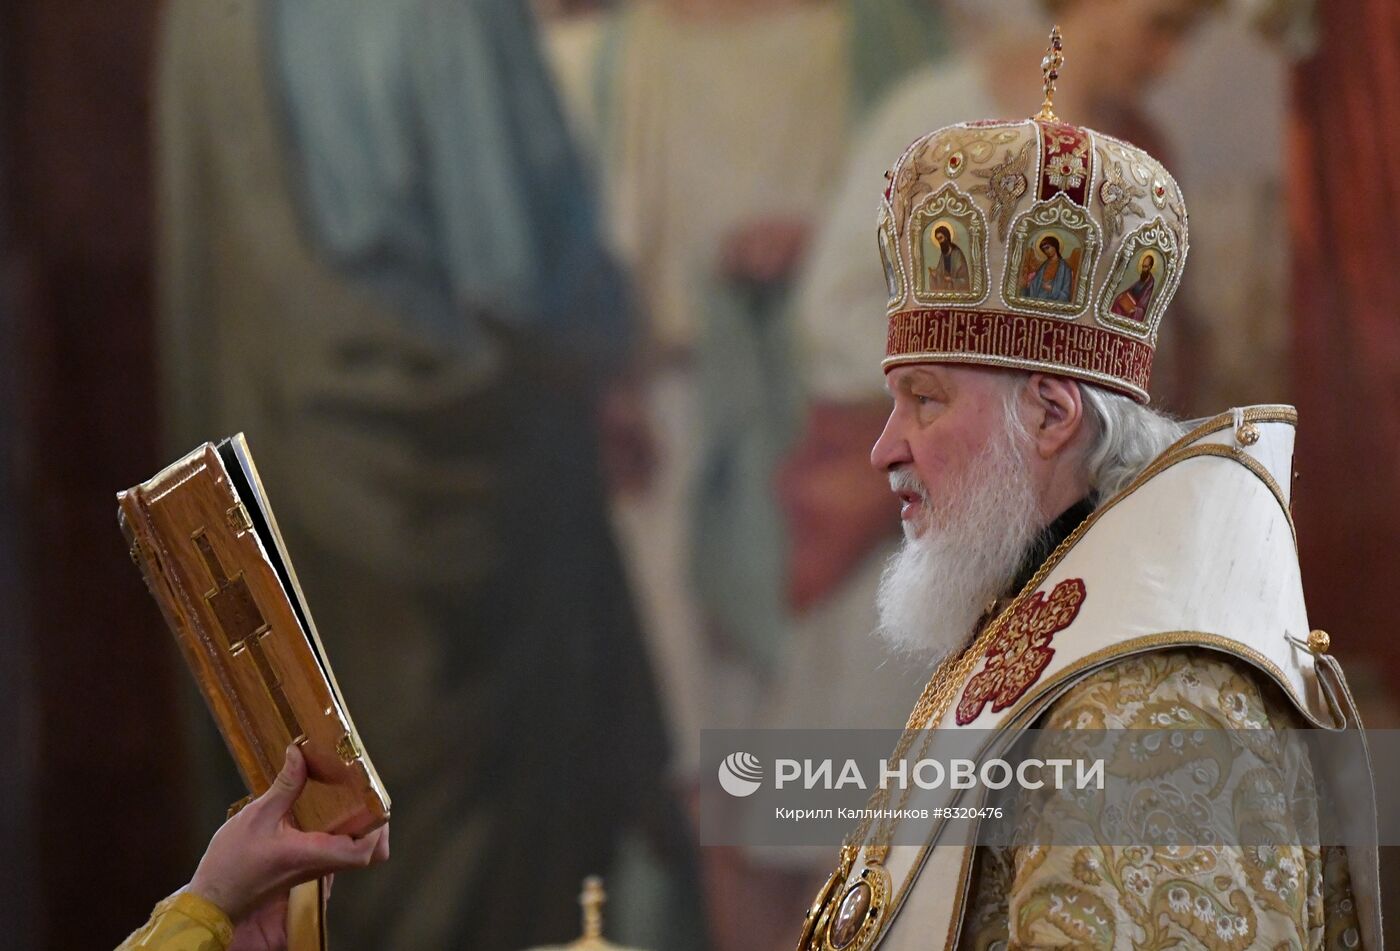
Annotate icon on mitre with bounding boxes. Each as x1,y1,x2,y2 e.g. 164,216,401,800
521,877,650,951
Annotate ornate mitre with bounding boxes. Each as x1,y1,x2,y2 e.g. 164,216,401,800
878,28,1188,402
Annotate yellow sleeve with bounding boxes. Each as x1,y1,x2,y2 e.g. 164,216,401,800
962,649,1364,950
116,889,234,951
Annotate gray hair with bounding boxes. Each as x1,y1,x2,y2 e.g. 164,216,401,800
1078,384,1186,502
1000,373,1186,505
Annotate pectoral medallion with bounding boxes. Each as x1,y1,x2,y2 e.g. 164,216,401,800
800,855,891,951
823,864,890,951
797,861,844,951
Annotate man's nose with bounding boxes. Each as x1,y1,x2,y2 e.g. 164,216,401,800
870,410,912,472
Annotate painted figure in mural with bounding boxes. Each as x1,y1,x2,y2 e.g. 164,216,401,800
1022,235,1074,302
539,1,950,794
540,4,951,948
154,1,693,948
881,230,900,299
926,225,971,293
1110,252,1156,322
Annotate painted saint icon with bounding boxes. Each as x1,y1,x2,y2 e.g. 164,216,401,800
879,223,901,303
1020,233,1078,303
1109,251,1156,323
1002,195,1099,315
910,185,986,305
925,224,971,293
1097,218,1175,333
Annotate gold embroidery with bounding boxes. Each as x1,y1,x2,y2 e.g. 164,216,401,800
959,653,1364,949
956,578,1086,725
1096,148,1148,243
970,141,1034,242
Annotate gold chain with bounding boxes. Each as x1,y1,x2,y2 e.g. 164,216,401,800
836,651,958,856
862,619,992,863
834,621,986,866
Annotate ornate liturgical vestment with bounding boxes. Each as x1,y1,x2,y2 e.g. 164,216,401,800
803,408,1381,951
808,43,1381,948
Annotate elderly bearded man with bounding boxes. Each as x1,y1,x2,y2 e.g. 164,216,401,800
793,34,1381,951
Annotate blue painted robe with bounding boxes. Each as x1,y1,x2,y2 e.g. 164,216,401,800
156,3,688,949
1024,255,1074,302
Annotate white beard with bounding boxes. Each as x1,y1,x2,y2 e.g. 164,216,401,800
875,425,1044,662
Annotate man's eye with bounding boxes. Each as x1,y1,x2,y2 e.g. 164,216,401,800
914,395,936,406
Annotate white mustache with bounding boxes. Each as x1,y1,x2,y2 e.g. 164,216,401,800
888,467,928,502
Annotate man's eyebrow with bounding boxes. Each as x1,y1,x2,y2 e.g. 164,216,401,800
892,369,941,393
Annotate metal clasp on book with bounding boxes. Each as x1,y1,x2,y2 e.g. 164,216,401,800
336,733,361,765
226,502,253,534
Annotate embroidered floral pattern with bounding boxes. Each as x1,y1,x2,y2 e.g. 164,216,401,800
892,126,1020,222
970,141,1033,241
1167,197,1189,251
959,651,1366,950
955,578,1086,725
1097,148,1147,242
1043,125,1082,157
1048,151,1087,191
1037,120,1093,204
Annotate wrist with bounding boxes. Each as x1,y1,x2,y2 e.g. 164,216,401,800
168,886,236,947
186,874,243,923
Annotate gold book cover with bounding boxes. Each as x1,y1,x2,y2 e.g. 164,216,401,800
118,434,389,837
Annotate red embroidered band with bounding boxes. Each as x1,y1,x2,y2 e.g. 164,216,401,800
1037,120,1092,205
885,308,1153,400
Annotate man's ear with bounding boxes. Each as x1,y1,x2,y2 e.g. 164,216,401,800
1024,374,1085,460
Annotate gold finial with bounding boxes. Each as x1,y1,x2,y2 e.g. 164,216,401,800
1037,26,1065,121
580,876,606,941
1307,629,1331,654
524,875,649,951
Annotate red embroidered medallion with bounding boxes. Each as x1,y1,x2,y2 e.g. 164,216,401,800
1036,120,1092,205
954,578,1086,725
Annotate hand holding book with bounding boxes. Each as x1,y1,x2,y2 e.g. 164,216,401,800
118,435,389,836
191,745,388,929
118,434,391,950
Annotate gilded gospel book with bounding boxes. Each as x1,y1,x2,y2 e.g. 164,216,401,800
118,435,390,836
